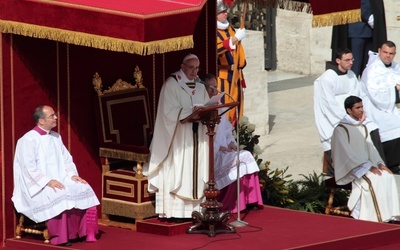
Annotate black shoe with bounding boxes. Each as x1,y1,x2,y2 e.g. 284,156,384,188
60,241,72,246
169,217,193,223
246,203,261,211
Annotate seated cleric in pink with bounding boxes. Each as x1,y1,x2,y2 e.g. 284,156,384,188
201,74,263,212
12,105,100,246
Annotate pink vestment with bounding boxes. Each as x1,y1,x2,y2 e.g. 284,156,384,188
218,173,263,213
47,206,98,245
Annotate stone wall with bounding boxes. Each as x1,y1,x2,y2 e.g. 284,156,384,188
385,0,400,45
241,31,269,136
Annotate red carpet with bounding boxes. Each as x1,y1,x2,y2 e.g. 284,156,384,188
5,206,400,250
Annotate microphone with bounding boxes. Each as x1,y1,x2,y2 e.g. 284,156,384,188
194,77,217,90
195,77,237,103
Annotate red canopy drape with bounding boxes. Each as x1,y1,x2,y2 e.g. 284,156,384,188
0,0,207,55
309,0,361,27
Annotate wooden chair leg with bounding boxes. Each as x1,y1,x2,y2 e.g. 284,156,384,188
325,188,335,215
16,214,50,243
15,214,24,239
330,206,351,216
43,228,50,243
326,188,350,217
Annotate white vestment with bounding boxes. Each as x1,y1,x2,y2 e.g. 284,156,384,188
12,127,100,223
148,70,210,218
214,116,259,189
314,68,377,151
361,51,400,142
331,116,399,222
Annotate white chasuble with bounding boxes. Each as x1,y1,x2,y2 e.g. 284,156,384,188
148,71,210,218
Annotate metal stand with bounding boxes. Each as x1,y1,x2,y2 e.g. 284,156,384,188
229,98,248,228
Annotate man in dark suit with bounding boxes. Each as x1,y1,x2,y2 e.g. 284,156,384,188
331,0,387,78
348,0,373,77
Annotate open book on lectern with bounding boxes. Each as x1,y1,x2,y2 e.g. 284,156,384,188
181,101,238,124
204,93,224,107
203,93,231,115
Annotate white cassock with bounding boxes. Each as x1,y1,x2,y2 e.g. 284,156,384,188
213,115,259,189
12,127,100,223
148,70,210,218
361,51,400,142
332,116,399,222
314,68,377,151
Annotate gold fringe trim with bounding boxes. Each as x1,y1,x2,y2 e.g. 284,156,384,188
312,9,361,28
0,20,194,55
100,147,149,163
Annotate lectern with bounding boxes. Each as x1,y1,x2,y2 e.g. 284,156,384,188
183,102,238,237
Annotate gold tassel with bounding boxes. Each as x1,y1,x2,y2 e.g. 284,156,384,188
312,9,361,28
0,20,194,55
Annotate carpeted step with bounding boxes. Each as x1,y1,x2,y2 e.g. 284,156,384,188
136,218,192,236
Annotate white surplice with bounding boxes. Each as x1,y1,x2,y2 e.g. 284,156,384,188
361,51,400,142
331,116,399,222
213,116,259,189
12,127,100,223
148,70,210,218
314,68,377,151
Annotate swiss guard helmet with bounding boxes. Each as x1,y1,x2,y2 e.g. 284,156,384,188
217,0,233,14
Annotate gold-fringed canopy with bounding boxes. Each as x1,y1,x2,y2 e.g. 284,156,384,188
0,0,206,55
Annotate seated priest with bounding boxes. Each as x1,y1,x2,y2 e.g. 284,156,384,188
202,74,263,212
12,105,100,246
331,96,400,222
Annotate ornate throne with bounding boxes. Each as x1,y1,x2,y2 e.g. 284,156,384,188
92,66,156,229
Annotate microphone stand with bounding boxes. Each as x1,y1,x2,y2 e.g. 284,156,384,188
228,0,248,227
228,93,248,228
